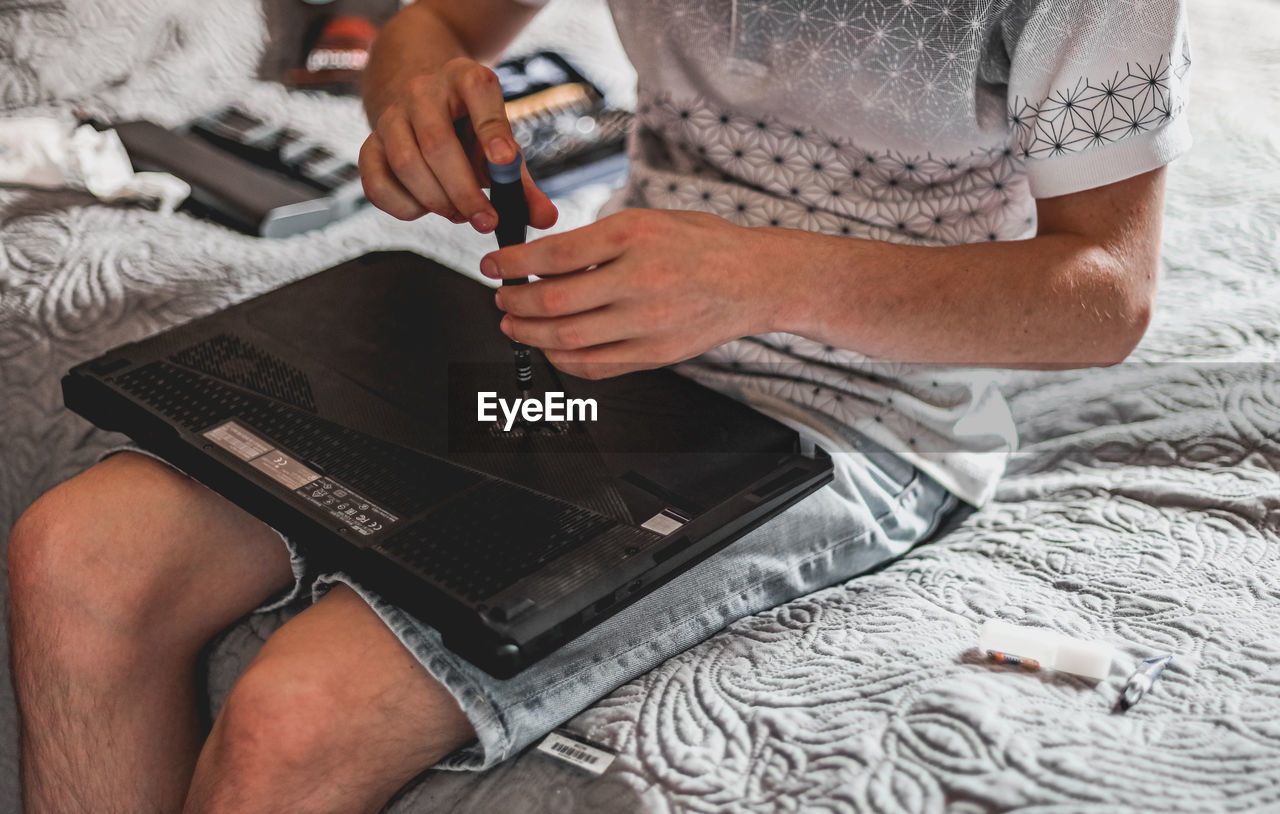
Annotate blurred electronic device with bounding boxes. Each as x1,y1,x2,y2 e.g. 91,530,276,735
287,15,377,95
265,0,398,91
187,106,363,193
105,49,628,236
496,51,632,197
108,107,366,238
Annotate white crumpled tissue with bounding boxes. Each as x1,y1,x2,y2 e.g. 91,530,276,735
0,117,191,214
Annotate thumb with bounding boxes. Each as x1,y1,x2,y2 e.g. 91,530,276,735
522,163,558,229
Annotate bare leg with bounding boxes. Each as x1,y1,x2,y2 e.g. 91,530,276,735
183,583,475,814
7,452,294,814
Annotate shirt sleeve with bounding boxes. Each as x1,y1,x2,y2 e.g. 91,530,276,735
1001,0,1192,199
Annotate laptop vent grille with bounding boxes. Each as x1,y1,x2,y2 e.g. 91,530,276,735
374,482,615,601
113,361,471,516
171,333,316,412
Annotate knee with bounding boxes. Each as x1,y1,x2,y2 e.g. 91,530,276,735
7,491,86,615
208,657,345,787
7,461,182,642
7,495,124,679
193,660,355,808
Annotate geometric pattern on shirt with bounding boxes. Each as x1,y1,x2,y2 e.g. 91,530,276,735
1009,48,1191,160
629,92,1035,246
632,0,1013,147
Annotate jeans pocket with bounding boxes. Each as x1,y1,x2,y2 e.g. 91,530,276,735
843,429,918,499
864,451,917,498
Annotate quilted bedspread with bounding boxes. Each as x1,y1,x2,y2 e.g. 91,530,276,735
2,1,1279,811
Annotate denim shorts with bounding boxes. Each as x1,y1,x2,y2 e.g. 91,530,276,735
105,414,964,771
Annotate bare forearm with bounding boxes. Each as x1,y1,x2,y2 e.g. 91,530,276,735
769,229,1156,369
762,169,1167,370
363,5,465,125
356,0,555,229
362,0,536,126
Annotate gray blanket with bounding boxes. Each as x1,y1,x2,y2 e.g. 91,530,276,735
2,1,1278,811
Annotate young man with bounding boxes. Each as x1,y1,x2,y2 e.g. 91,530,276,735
7,0,1189,811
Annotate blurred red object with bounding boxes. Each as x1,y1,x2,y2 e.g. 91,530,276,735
288,15,377,94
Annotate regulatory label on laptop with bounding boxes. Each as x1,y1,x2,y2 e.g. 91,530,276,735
295,477,399,537
204,420,273,462
204,420,395,537
204,421,320,490
250,451,320,490
535,731,616,775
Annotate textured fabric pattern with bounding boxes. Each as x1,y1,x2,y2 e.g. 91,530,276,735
630,96,1036,244
606,0,1191,507
1,0,1278,812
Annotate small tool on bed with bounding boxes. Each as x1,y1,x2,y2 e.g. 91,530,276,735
1118,653,1173,710
488,154,534,393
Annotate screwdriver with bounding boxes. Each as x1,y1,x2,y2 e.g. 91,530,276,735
487,154,534,393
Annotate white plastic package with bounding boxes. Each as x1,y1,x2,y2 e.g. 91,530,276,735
979,619,1114,681
0,117,190,213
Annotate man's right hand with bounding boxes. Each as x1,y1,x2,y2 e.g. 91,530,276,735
358,56,558,231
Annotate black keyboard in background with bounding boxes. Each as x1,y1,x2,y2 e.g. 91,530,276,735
188,106,362,194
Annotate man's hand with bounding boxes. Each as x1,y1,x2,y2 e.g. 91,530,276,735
484,168,1166,376
484,209,783,379
357,1,556,231
359,58,557,230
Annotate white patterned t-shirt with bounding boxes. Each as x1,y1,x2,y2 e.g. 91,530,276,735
522,0,1192,505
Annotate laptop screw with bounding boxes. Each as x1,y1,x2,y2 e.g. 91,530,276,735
624,546,638,556
337,527,348,534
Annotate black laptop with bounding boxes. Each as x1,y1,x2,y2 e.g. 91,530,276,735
63,251,832,678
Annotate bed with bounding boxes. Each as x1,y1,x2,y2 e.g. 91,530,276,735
2,0,1278,810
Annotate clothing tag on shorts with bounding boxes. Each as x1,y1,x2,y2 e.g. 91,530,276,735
535,730,616,775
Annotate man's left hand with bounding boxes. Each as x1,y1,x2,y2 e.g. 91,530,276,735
482,209,784,379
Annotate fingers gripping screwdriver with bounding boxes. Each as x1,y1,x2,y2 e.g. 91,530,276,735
487,155,534,392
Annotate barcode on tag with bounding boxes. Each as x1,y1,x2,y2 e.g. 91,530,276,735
536,731,615,775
